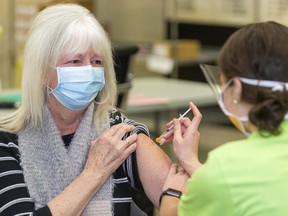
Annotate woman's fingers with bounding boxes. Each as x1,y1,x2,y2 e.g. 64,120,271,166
169,163,178,174
162,163,190,192
165,119,174,129
188,102,202,131
172,119,184,144
94,123,137,158
180,117,192,128
173,102,202,139
87,124,138,175
161,102,202,144
163,117,190,142
122,133,138,147
107,123,135,138
175,102,202,142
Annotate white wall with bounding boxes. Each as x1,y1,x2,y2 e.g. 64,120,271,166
0,0,15,89
95,0,166,43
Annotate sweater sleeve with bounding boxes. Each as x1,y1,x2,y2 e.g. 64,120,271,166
122,115,150,189
109,110,150,189
0,131,52,216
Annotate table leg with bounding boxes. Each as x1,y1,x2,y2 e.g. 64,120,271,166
154,111,161,137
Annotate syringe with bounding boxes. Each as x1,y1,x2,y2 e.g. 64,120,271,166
155,107,191,145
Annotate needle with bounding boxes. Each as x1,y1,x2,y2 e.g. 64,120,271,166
155,107,191,145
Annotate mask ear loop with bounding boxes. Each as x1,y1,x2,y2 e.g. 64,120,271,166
219,79,250,136
47,86,54,93
45,64,58,94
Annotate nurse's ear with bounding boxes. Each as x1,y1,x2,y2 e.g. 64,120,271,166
231,77,243,103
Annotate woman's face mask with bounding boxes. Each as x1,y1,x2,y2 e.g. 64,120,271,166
48,65,105,110
218,80,250,136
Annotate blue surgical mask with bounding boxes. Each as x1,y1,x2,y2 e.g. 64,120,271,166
48,65,105,110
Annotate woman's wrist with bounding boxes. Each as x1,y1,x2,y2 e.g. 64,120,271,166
179,159,202,176
159,188,182,207
159,190,181,216
81,167,108,187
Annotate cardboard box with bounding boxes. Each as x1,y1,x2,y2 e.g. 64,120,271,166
152,39,201,60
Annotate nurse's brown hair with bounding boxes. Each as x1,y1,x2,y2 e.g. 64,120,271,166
218,21,288,134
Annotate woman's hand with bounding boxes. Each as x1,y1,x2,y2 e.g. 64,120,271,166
162,117,191,144
162,163,190,193
85,123,137,178
159,163,190,216
165,102,202,176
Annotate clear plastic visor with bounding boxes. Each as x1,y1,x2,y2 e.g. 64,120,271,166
200,64,223,100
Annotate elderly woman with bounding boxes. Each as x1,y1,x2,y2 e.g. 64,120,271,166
160,21,288,216
0,4,171,216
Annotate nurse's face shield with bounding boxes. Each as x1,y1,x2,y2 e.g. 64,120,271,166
200,64,250,136
200,64,288,96
200,64,224,100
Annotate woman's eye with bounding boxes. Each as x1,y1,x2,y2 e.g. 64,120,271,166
92,59,103,66
69,59,81,64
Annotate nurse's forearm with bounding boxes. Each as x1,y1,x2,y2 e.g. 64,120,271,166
159,196,180,216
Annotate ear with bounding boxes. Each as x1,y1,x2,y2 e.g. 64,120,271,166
231,77,242,102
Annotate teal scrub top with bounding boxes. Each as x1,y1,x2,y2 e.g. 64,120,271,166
179,121,288,216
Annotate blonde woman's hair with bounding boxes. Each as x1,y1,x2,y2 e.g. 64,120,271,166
0,3,117,132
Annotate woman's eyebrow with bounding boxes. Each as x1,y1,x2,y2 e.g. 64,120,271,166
63,53,83,60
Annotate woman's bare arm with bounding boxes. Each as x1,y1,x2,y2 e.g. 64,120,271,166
136,133,172,208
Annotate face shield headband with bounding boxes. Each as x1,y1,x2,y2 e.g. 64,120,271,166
200,64,288,96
